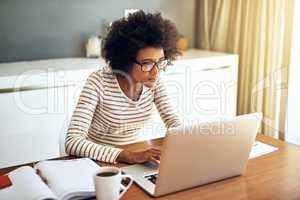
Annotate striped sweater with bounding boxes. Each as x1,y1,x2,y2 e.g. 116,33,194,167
65,66,181,163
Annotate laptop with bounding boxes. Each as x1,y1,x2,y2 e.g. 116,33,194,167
122,113,262,197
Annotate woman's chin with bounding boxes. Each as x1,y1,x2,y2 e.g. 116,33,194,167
144,81,156,88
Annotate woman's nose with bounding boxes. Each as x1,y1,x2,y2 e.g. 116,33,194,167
150,65,159,77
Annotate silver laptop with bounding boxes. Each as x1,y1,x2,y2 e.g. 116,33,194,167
122,113,262,197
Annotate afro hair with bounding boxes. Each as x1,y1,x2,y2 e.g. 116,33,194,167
101,10,180,73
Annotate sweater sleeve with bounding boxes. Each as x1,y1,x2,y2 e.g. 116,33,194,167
65,72,123,163
153,77,182,128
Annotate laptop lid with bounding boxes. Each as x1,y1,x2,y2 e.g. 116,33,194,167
154,113,262,196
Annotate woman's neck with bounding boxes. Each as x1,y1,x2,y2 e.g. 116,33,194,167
116,74,143,101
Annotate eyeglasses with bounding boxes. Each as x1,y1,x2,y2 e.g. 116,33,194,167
134,59,169,72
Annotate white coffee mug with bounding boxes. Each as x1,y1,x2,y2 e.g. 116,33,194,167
94,166,133,200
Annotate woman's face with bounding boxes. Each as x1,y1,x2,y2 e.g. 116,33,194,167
129,47,165,88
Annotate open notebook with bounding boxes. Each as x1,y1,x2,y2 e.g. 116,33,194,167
0,158,101,200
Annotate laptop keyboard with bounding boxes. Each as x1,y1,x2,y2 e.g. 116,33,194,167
145,173,158,184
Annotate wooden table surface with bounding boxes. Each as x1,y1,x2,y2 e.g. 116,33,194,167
1,134,300,200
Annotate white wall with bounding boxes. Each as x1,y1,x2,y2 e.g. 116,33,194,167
285,0,300,146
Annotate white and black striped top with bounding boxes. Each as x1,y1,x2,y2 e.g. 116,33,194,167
65,66,181,163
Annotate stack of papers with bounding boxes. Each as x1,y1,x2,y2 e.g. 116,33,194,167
249,141,278,159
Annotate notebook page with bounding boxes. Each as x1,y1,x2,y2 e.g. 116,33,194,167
0,166,57,200
35,158,100,199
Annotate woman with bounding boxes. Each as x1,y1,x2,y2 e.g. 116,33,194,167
65,10,181,164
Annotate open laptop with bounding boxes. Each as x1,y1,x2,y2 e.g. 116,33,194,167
122,113,262,197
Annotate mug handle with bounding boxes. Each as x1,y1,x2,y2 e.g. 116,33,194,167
119,174,134,198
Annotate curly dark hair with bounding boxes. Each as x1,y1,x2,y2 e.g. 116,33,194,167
101,10,180,73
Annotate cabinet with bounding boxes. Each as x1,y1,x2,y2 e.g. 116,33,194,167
0,86,78,167
0,50,238,168
0,58,101,168
137,49,238,141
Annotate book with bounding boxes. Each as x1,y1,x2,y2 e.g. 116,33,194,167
0,158,101,200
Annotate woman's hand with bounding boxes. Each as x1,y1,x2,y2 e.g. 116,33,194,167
116,148,161,164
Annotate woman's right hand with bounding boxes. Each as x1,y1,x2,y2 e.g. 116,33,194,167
116,148,161,164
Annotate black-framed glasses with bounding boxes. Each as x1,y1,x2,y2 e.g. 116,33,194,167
134,59,169,72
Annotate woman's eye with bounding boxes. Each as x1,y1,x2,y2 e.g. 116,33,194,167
143,63,154,67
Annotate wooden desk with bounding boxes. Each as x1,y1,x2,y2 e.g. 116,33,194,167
1,134,300,200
